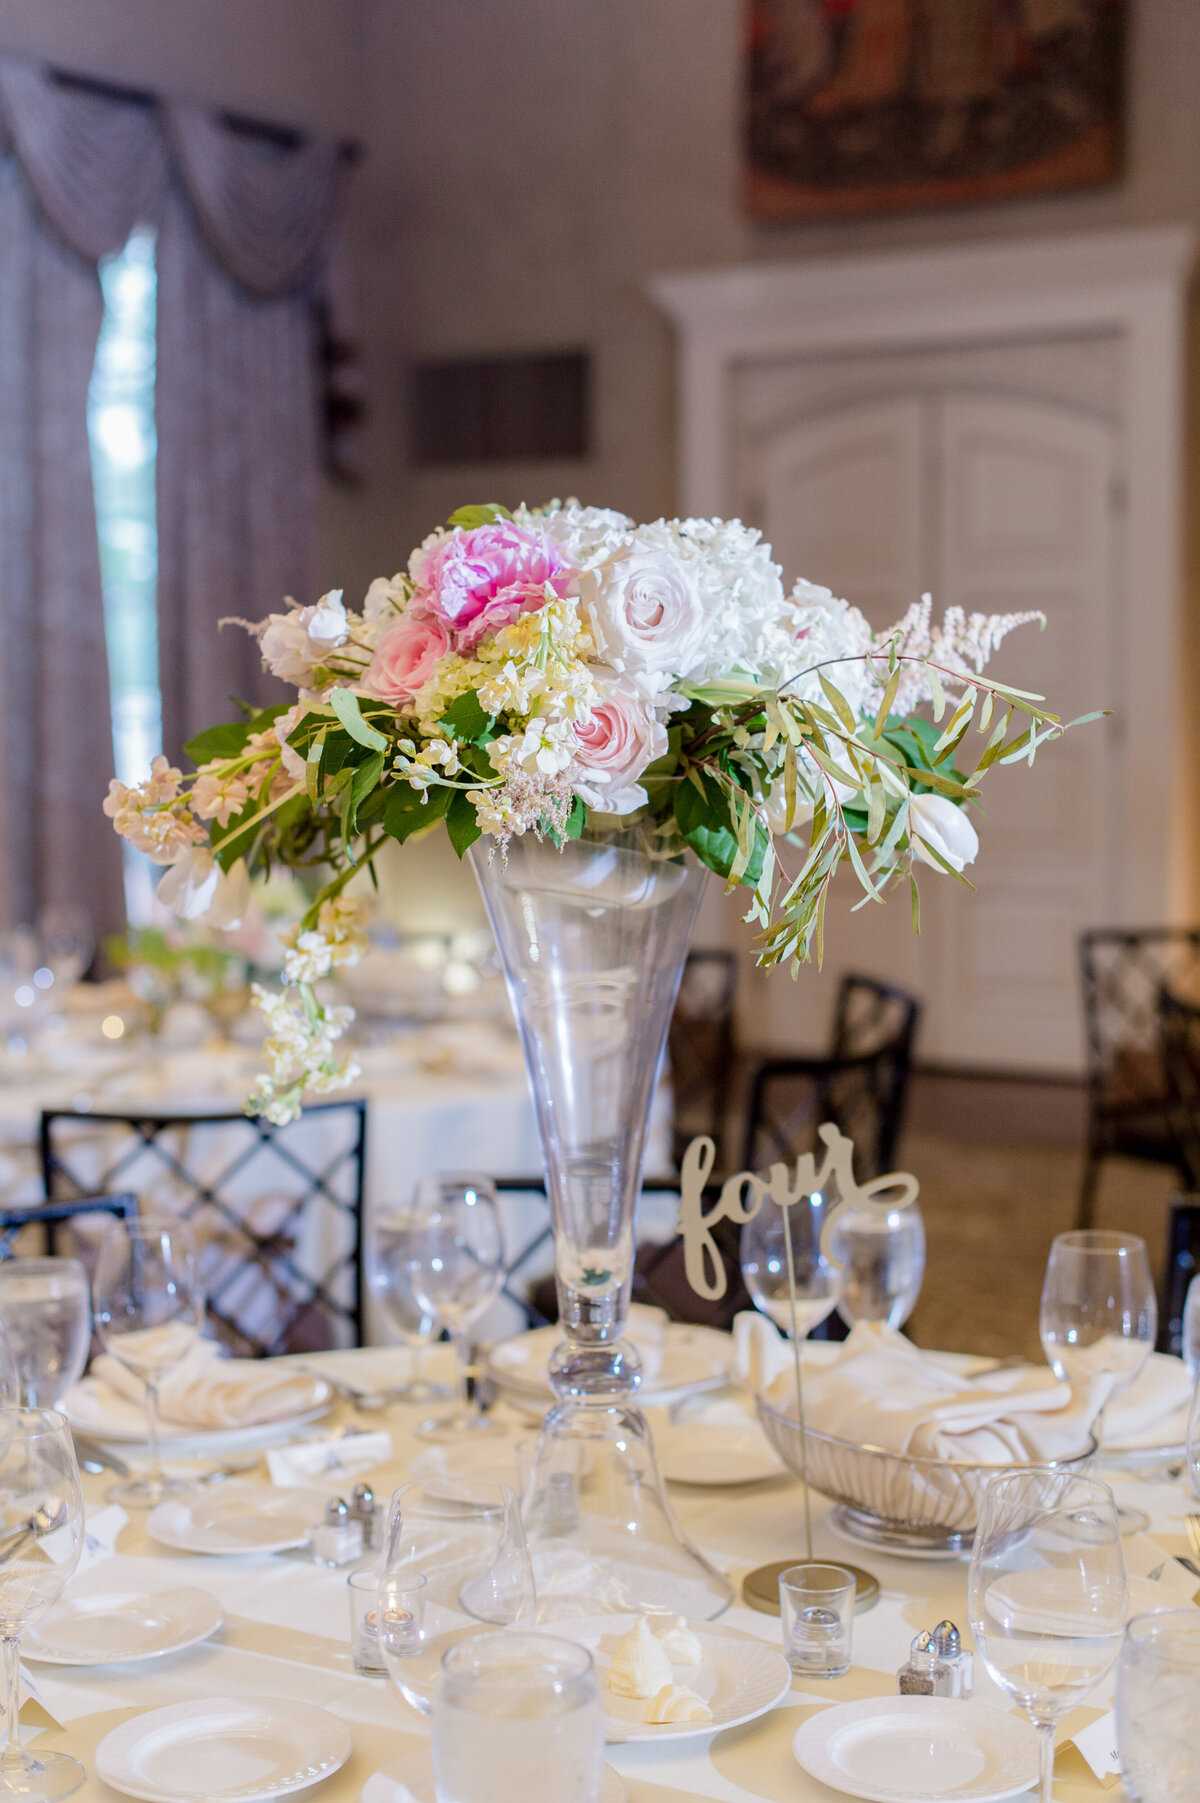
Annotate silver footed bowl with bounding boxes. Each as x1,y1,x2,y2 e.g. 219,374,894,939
756,1391,1098,1556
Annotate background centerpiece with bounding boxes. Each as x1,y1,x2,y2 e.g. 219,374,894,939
105,499,1095,1614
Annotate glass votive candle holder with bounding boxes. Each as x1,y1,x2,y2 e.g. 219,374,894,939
779,1562,855,1679
349,1569,426,1676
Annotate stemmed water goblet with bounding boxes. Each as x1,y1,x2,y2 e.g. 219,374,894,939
968,1469,1127,1803
0,1258,91,1407
364,1198,450,1405
399,1176,505,1439
92,1216,204,1506
0,1407,85,1799
1040,1228,1157,1528
740,1191,840,1341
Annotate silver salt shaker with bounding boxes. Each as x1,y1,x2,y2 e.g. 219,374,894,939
349,1482,378,1552
932,1620,973,1698
897,1629,952,1697
312,1496,363,1567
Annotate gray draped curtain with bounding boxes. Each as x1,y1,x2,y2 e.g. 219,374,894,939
0,58,349,934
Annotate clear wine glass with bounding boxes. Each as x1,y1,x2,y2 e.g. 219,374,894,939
0,1258,91,1406
0,1408,85,1799
968,1469,1128,1803
740,1192,840,1340
403,1176,505,1439
365,1199,450,1404
1116,1609,1200,1800
1040,1229,1156,1528
827,1192,925,1329
376,1478,536,1722
1187,1372,1200,1500
0,1325,17,1410
92,1217,204,1507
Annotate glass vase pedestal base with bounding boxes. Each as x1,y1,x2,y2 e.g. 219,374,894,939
522,1396,734,1622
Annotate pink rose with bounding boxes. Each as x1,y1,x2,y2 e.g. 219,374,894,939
365,612,452,705
573,674,668,816
414,523,572,650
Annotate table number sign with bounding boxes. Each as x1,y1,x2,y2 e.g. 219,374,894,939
676,1121,919,1561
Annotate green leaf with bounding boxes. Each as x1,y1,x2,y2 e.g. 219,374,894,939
330,688,387,752
818,673,857,736
439,691,495,746
564,795,587,840
445,789,483,856
674,768,765,887
447,504,513,530
349,750,386,826
873,667,901,739
926,664,947,723
383,781,451,843
910,873,921,933
184,721,249,766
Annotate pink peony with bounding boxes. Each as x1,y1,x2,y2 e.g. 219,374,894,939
414,523,572,650
573,674,668,816
365,612,452,706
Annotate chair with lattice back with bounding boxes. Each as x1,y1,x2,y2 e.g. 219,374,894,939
0,1193,138,1263
1076,928,1200,1228
40,1102,366,1356
742,973,920,1179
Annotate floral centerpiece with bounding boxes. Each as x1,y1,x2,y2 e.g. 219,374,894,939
105,501,1093,1123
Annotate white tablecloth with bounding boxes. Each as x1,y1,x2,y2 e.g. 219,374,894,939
24,1347,1175,1802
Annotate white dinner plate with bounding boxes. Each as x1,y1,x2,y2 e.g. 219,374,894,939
486,1322,730,1409
360,1752,627,1803
24,1585,223,1664
555,1615,790,1743
654,1418,784,1487
793,1697,1040,1803
96,1696,352,1803
147,1482,328,1555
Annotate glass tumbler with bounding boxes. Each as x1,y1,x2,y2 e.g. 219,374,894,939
779,1562,855,1678
1116,1610,1200,1801
432,1630,604,1803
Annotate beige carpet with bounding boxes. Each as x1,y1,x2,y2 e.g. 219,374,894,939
900,1131,1180,1361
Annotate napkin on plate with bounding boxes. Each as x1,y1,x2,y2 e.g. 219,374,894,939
762,1321,1115,1464
87,1337,327,1430
267,1431,392,1487
1099,1352,1193,1450
731,1311,803,1393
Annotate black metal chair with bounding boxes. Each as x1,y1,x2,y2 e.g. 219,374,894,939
40,1102,367,1357
1076,928,1200,1228
1160,984,1200,1191
0,1192,138,1261
1157,1191,1200,1357
668,949,738,1176
741,972,920,1178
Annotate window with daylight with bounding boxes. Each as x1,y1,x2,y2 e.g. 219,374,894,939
87,226,162,923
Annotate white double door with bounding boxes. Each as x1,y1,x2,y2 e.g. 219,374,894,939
747,386,1120,1073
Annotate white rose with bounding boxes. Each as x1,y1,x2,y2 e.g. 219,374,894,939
257,591,347,686
909,794,979,873
581,548,705,677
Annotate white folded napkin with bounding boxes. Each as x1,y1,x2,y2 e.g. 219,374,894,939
763,1322,1114,1464
1099,1352,1193,1449
89,1337,327,1430
732,1311,802,1393
266,1431,392,1487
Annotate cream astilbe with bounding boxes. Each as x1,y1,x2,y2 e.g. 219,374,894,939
876,594,1046,714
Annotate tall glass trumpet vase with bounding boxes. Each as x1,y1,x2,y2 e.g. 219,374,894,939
471,828,733,1620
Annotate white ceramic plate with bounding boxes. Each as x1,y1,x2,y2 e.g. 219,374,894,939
96,1696,352,1803
555,1615,790,1743
487,1322,730,1409
147,1482,329,1555
654,1419,784,1487
360,1753,626,1803
63,1378,330,1456
792,1697,1040,1803
25,1585,223,1664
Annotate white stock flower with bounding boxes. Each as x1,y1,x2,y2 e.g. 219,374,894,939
156,850,251,927
908,794,979,873
362,573,407,624
256,591,349,687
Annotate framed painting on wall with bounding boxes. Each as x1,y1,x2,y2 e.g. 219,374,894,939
744,0,1125,222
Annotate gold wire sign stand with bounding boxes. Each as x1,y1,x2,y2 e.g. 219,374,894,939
676,1122,919,1610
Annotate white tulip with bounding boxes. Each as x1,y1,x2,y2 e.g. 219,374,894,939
157,850,250,927
908,793,979,873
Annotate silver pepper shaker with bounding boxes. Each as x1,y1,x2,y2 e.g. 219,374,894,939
897,1629,952,1697
312,1496,363,1567
349,1483,378,1552
932,1620,973,1698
